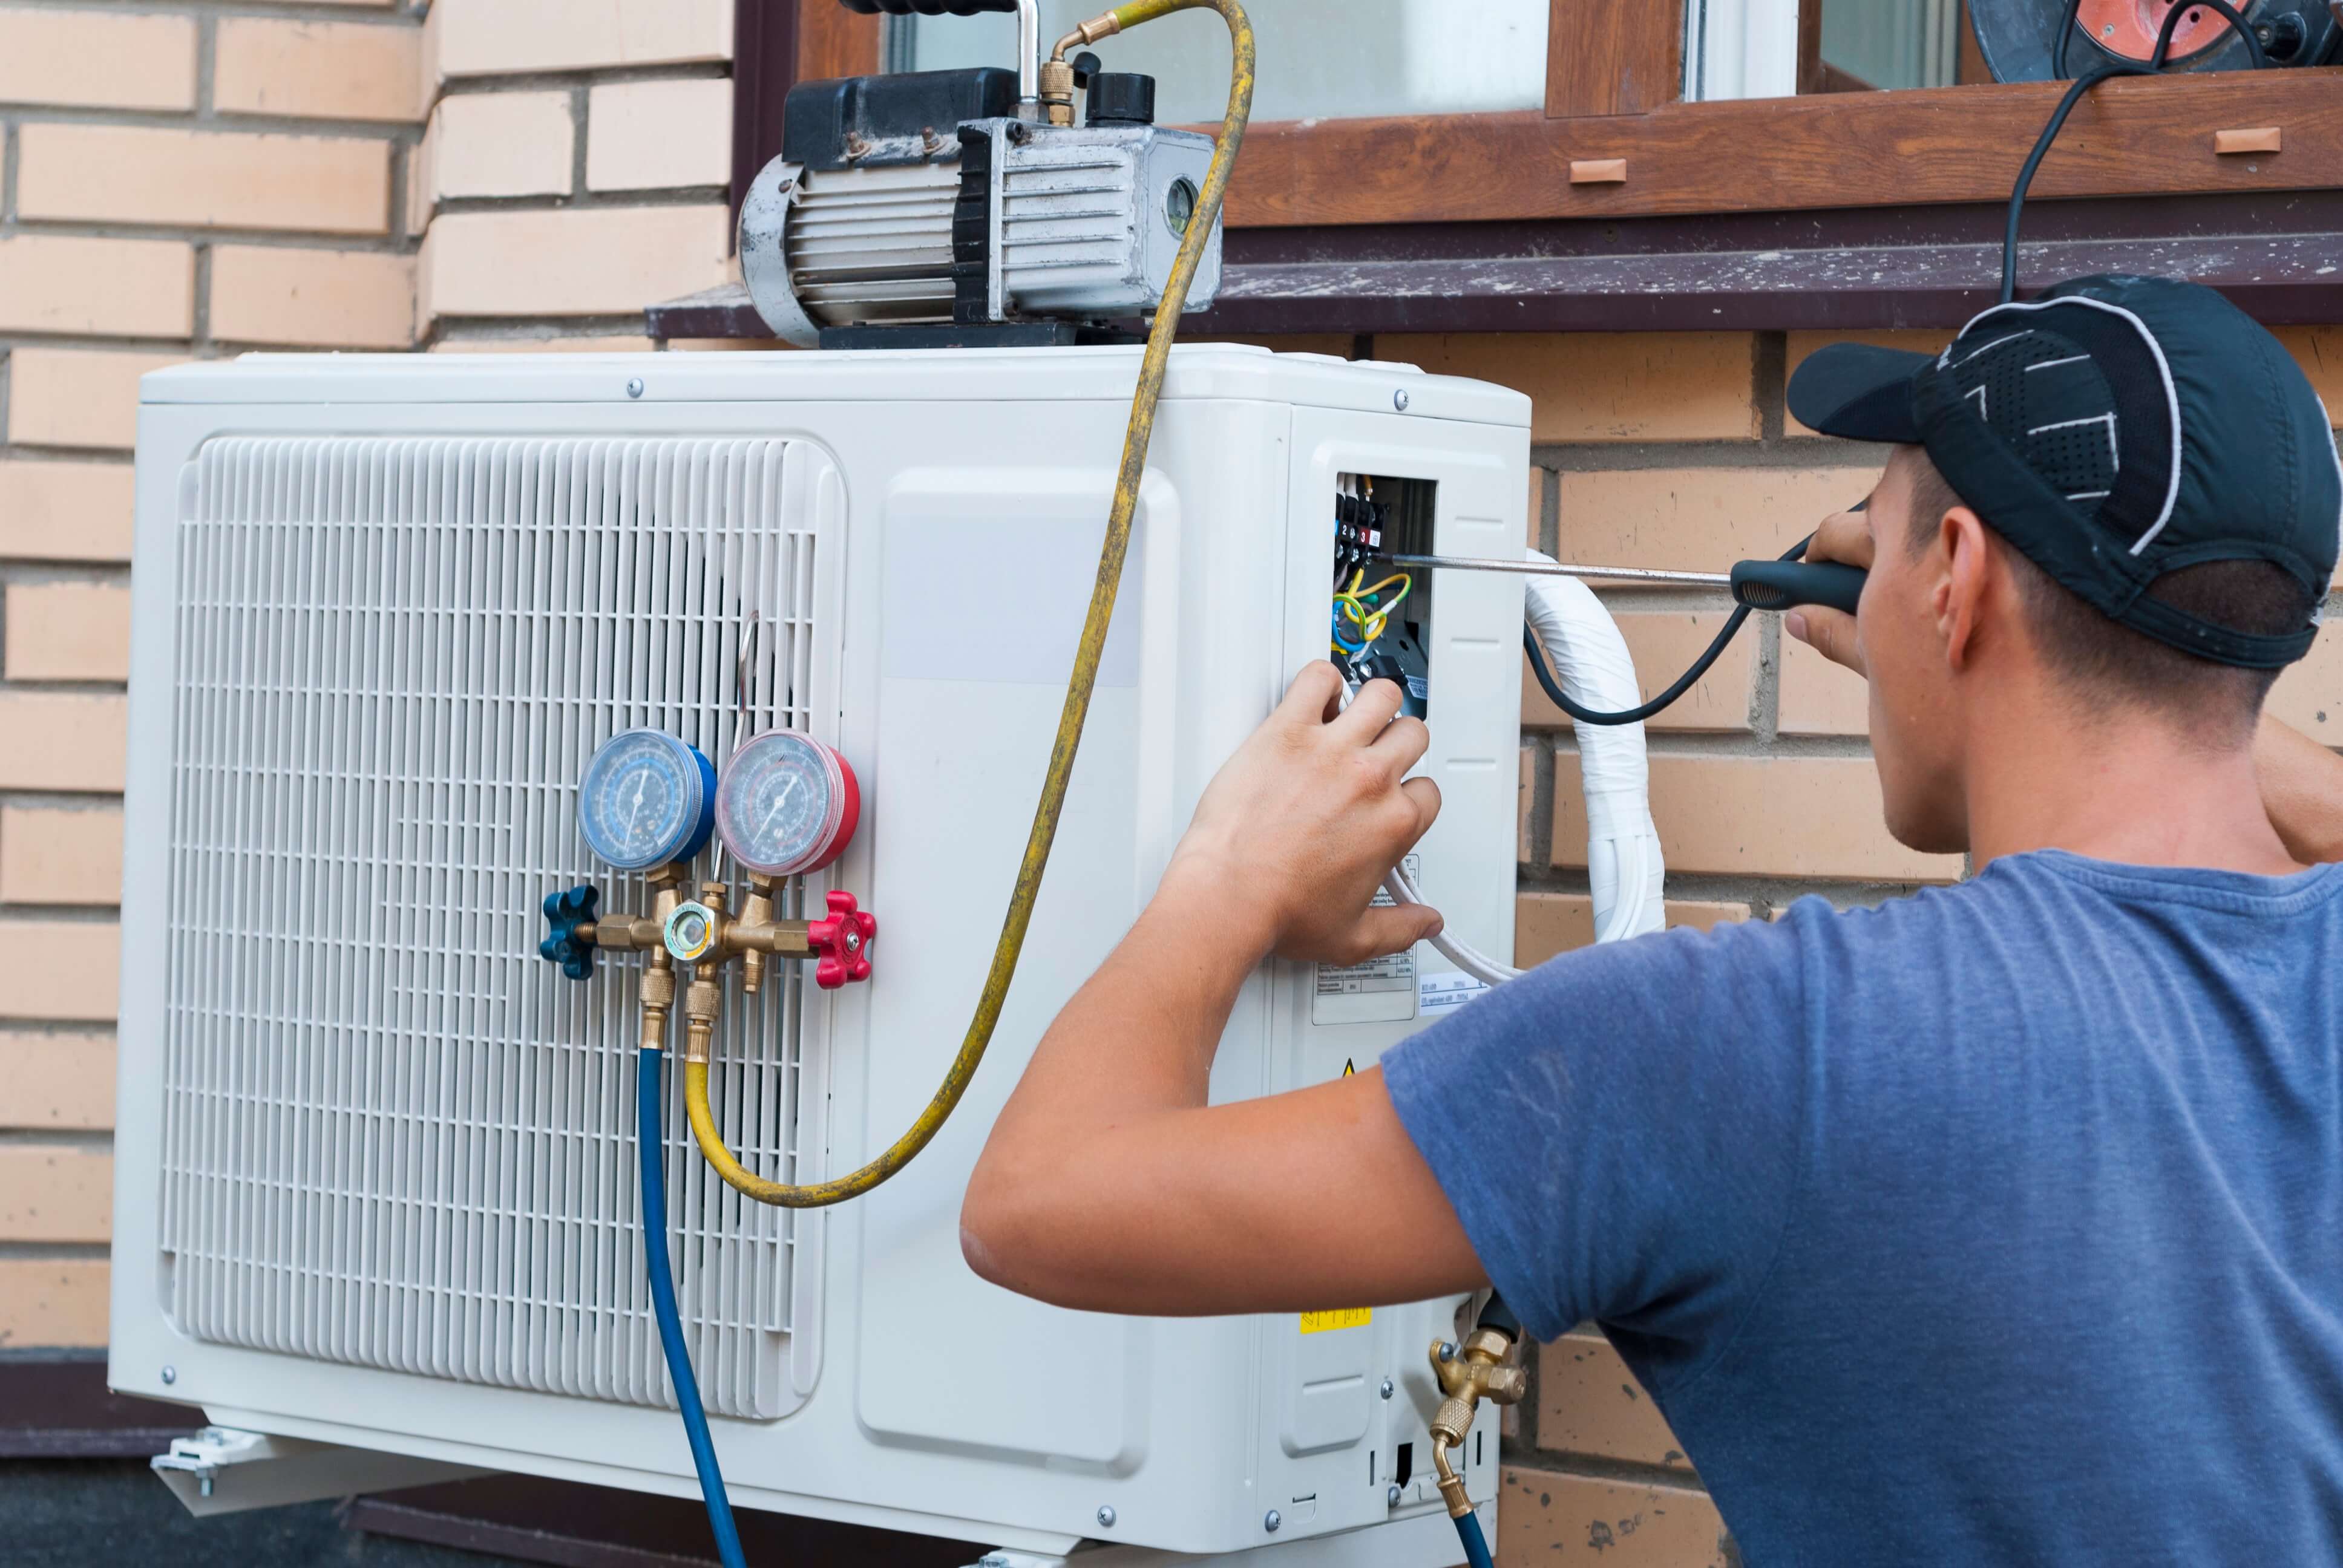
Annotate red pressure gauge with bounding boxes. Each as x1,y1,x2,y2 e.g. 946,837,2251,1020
715,730,861,877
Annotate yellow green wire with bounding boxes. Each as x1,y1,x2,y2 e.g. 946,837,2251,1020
688,0,1257,1209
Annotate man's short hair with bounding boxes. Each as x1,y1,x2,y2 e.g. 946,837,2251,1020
1903,453,2315,740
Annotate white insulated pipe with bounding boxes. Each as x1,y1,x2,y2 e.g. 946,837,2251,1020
1384,547,1667,989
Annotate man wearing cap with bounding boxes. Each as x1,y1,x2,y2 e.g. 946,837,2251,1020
963,276,2343,1561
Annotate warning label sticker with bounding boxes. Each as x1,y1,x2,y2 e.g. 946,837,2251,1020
1300,1308,1372,1335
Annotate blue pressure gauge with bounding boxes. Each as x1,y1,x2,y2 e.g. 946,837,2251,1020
577,729,717,872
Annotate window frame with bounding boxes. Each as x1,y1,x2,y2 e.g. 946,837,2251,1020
736,0,2343,229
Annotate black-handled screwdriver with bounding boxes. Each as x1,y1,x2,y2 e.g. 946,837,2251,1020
1376,554,1867,615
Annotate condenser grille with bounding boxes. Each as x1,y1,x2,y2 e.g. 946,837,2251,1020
159,437,839,1420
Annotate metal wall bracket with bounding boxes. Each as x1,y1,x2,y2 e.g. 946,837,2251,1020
151,1425,492,1517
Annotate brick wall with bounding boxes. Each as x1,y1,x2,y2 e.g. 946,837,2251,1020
0,0,424,1351
413,0,735,349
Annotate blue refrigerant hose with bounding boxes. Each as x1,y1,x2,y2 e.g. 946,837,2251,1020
1456,1509,1497,1568
640,1046,750,1568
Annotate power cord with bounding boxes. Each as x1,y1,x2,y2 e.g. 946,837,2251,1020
1526,537,1815,727
2010,0,2267,302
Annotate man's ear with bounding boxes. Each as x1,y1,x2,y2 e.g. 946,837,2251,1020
1934,506,1994,672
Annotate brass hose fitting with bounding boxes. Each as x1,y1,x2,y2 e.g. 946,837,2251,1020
739,876,776,995
1427,1328,1528,1520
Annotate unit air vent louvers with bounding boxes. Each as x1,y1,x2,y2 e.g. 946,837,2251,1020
157,437,839,1420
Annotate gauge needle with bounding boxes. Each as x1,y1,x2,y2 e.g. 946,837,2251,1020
758,776,801,838
627,773,648,838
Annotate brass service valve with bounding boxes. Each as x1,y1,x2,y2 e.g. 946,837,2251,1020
1427,1327,1527,1520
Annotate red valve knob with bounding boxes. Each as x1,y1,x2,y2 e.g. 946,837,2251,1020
806,890,877,990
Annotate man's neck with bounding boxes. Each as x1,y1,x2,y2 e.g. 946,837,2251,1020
1959,690,2303,876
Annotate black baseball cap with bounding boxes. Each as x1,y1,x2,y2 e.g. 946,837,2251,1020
1788,274,2341,670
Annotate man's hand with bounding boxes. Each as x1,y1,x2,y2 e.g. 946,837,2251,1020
1168,663,1444,967
1783,503,1873,676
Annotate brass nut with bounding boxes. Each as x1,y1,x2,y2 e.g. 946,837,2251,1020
686,979,721,1022
640,969,677,1010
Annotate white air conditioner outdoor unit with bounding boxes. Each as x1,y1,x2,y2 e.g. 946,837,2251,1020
110,345,1529,1565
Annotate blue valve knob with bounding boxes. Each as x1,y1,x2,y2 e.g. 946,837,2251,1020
540,885,600,981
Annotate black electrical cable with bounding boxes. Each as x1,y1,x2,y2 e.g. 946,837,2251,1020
1527,538,1813,728
2010,0,2267,302
2051,0,2084,80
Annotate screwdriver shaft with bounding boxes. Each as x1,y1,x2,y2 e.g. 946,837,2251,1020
1378,554,1731,589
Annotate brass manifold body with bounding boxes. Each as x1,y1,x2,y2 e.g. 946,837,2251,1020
1428,1326,1529,1520
582,865,836,1060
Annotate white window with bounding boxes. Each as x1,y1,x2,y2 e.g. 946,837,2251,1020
892,0,1550,125
1683,0,1964,100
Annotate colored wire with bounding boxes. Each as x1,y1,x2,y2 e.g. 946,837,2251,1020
685,0,1256,1209
638,1047,747,1568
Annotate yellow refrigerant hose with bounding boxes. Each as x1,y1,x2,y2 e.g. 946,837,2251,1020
686,0,1257,1209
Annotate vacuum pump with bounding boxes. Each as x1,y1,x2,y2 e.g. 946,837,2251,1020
741,0,1224,347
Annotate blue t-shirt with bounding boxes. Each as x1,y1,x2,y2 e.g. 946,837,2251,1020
1385,850,2343,1566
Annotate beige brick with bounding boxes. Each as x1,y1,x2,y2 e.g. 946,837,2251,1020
1516,893,1752,967
1498,1466,1730,1566
0,808,123,907
1539,1331,1693,1470
0,7,195,111
0,921,120,1022
0,694,126,792
0,1033,116,1131
5,351,186,452
420,205,732,321
0,1259,109,1347
1383,333,1758,444
427,91,575,201
2267,621,2343,745
0,464,134,564
0,1148,111,1243
209,246,415,350
1525,610,1751,733
19,125,391,236
0,236,194,339
216,16,422,122
1558,756,1962,882
431,335,658,353
1778,627,1872,737
1785,330,1943,437
1556,466,1879,576
588,78,732,192
4,583,130,683
2277,327,2343,419
434,0,732,78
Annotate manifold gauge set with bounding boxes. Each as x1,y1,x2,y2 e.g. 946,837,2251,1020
577,728,860,881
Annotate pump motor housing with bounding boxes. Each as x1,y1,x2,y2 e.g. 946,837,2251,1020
740,67,1223,345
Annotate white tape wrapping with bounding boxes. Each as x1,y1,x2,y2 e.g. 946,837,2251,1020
1384,547,1668,990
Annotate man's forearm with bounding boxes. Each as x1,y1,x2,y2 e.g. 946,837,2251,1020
2258,714,2343,864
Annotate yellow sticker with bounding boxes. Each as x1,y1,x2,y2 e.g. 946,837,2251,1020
1300,1307,1372,1334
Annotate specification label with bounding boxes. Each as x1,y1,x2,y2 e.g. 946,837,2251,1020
1311,857,1420,1025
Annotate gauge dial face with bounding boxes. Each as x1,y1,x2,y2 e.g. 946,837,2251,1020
715,730,859,878
578,729,713,872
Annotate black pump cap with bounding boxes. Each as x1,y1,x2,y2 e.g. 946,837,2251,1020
1086,71,1157,126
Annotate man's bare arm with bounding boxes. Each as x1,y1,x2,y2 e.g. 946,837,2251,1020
2255,714,2343,864
961,665,1489,1315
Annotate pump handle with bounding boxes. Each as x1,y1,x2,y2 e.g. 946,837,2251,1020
837,1,1023,13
